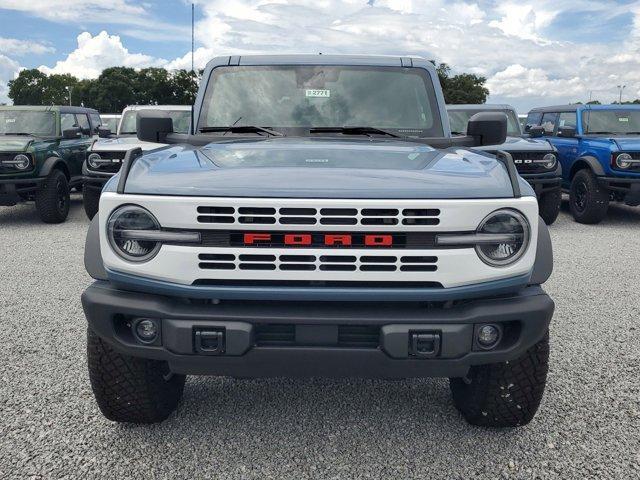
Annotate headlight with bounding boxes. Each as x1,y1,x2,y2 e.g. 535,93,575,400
615,153,633,169
542,153,557,169
475,209,530,267
87,153,102,169
107,205,161,262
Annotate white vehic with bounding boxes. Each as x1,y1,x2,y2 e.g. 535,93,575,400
99,193,539,289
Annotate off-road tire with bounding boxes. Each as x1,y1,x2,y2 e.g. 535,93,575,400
569,169,609,224
449,331,549,428
87,329,186,424
35,169,70,223
83,186,101,220
538,189,561,225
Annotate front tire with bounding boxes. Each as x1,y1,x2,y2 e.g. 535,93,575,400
35,169,70,223
538,189,561,225
87,329,186,424
83,185,101,220
449,331,549,428
569,169,609,224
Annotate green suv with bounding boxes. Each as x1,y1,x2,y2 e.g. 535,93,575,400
0,106,99,223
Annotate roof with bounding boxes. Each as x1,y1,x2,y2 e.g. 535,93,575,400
446,104,516,112
529,104,640,113
122,105,191,112
0,105,98,114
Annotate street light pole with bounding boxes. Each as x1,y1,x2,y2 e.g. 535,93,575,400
617,85,626,104
65,86,73,106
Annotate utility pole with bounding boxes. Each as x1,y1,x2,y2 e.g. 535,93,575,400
65,86,73,106
617,85,626,104
191,3,195,73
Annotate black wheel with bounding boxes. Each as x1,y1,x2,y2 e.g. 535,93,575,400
449,331,549,428
87,329,186,424
83,186,101,220
569,169,609,224
35,169,70,223
538,189,561,225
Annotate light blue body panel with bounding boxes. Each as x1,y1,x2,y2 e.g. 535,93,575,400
104,136,534,198
106,268,533,302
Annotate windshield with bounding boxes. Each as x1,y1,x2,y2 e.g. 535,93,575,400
198,65,443,136
119,110,190,135
448,109,521,137
102,117,119,132
0,110,56,136
582,110,640,135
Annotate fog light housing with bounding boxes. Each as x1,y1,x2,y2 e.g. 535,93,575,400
476,324,501,350
133,318,158,344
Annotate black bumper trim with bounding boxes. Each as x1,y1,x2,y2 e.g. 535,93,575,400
82,282,554,378
520,174,562,194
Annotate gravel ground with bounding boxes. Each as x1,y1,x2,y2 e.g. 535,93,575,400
0,195,639,479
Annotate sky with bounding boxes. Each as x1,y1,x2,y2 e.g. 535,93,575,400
0,0,639,112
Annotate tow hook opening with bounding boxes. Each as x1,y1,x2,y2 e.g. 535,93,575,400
194,328,225,355
409,332,441,358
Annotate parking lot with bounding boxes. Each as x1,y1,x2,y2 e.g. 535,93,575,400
0,195,638,479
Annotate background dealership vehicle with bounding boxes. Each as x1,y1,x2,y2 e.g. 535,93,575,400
526,104,640,223
98,114,121,134
0,105,98,223
82,105,191,219
448,104,562,225
82,55,554,428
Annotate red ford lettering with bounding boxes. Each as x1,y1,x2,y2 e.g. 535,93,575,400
284,234,312,245
364,234,393,246
244,233,272,245
324,234,352,246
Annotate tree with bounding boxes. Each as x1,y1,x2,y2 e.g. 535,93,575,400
433,62,489,104
90,67,139,113
136,67,174,105
170,69,200,104
8,69,48,105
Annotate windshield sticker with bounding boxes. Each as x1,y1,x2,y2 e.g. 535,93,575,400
305,89,330,98
6,118,16,123
407,153,420,160
618,117,629,122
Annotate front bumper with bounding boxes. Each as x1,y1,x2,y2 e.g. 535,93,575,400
520,173,562,196
597,176,640,205
81,162,115,188
82,281,554,378
0,177,45,206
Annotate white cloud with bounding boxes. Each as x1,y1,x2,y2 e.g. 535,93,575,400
38,31,166,79
0,38,54,56
0,54,21,104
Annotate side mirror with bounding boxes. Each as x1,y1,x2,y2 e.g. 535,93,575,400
528,126,545,138
62,127,82,139
467,112,507,147
97,127,112,138
557,126,576,138
137,110,173,143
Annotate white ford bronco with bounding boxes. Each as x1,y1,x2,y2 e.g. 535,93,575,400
82,55,554,427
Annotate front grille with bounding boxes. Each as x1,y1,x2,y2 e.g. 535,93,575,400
254,324,380,348
88,151,126,173
198,253,438,273
197,205,441,226
0,152,33,173
488,151,554,174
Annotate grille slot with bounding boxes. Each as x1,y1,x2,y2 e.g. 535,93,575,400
197,204,441,226
254,324,380,348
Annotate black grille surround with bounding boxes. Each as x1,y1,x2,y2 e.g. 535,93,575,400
0,152,34,174
485,150,556,174
87,150,126,174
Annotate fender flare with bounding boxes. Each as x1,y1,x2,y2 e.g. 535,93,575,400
85,215,108,280
40,156,69,178
570,155,605,178
530,216,553,285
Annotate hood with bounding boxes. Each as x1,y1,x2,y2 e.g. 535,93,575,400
475,136,553,152
120,137,526,199
611,137,640,151
91,135,167,152
0,136,34,152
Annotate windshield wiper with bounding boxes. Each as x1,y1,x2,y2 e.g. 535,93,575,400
200,126,284,136
4,132,39,136
310,126,402,138
585,131,616,135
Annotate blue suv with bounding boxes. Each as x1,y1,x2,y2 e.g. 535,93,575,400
525,104,640,223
